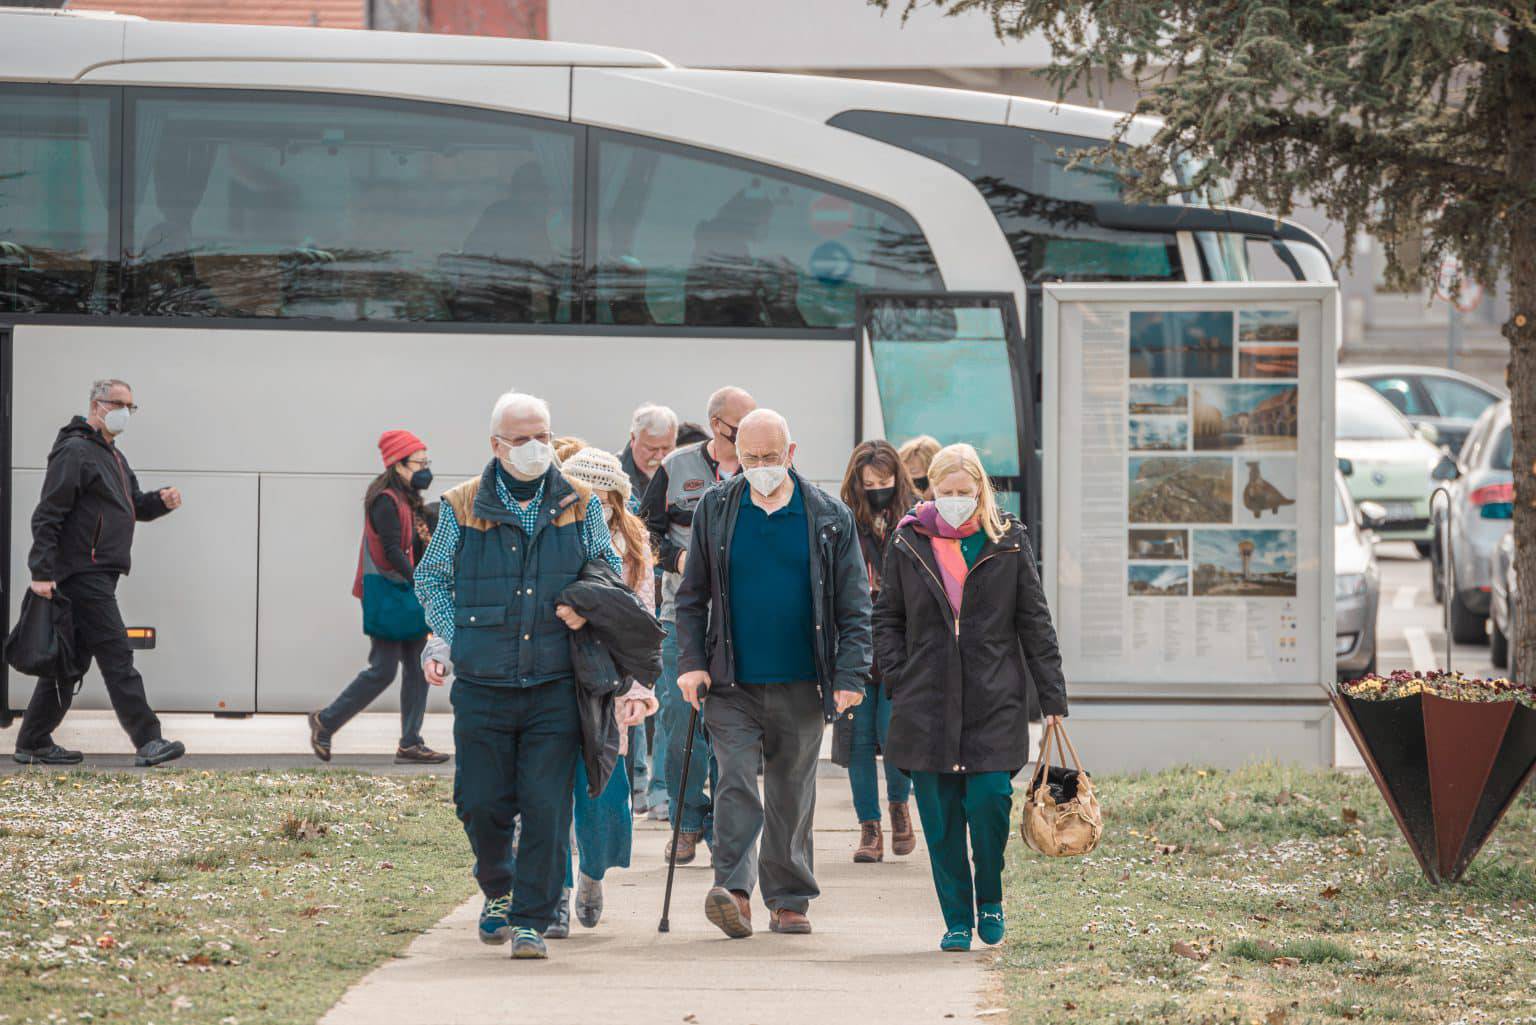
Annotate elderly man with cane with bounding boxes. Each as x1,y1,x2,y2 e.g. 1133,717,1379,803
669,409,871,938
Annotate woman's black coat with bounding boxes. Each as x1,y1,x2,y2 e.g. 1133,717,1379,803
872,516,1067,775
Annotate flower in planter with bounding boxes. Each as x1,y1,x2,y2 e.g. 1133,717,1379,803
1333,671,1536,883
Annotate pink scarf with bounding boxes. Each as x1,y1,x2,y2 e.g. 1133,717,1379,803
900,502,981,617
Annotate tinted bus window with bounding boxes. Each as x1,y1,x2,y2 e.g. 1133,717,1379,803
591,131,940,329
829,111,1182,283
124,91,581,323
0,86,116,314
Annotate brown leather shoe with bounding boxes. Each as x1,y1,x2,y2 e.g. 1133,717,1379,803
395,744,450,765
664,830,701,866
889,801,916,856
704,887,753,939
769,908,812,934
854,820,883,863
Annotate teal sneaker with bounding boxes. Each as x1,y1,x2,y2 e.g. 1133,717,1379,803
978,905,1006,946
478,895,512,945
510,926,548,960
940,928,973,952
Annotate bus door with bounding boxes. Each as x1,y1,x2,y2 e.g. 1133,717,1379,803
855,293,1039,548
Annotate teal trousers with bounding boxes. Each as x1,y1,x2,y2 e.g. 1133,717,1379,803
909,770,1013,932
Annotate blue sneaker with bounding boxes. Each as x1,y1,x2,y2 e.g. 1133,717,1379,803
940,928,972,952
978,905,1006,946
478,895,512,945
510,926,548,960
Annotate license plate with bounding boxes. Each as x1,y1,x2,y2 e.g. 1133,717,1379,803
1381,501,1418,521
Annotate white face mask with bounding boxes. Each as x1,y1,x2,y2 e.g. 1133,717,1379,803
744,464,789,497
102,407,131,436
935,495,978,529
499,438,552,480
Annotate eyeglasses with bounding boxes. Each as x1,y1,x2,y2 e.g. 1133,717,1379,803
97,399,139,413
496,432,553,447
738,451,787,469
404,457,432,469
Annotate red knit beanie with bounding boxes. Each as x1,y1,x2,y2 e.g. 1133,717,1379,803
378,429,426,467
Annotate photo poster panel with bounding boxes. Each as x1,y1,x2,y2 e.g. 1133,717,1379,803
1049,290,1333,689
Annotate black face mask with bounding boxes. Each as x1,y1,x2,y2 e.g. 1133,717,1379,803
713,418,739,445
410,468,433,491
912,475,929,493
866,486,896,511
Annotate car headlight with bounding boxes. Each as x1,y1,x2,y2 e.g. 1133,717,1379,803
1335,573,1367,600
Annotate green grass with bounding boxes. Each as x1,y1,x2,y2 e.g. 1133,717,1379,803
0,769,470,1025
995,764,1536,1025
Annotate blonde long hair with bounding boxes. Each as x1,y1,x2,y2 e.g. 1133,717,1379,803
926,443,1007,542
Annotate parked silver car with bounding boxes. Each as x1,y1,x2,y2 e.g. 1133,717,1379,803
1340,365,1507,455
1490,531,1521,676
1335,471,1383,680
1430,400,1513,644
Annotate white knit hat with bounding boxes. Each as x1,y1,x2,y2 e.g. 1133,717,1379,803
561,446,631,504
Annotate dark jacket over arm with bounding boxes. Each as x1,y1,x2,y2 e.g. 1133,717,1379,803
825,507,873,696
639,464,684,573
368,494,415,582
1015,528,1068,717
673,490,714,677
129,465,170,523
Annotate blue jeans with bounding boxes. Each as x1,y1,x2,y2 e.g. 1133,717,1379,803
847,684,910,822
645,714,669,807
451,679,579,931
319,635,428,748
566,755,633,884
658,620,713,835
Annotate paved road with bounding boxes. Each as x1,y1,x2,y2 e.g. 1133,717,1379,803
1370,540,1500,680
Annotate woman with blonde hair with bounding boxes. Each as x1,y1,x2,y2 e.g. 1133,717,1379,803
872,442,1068,952
546,446,660,936
897,435,941,501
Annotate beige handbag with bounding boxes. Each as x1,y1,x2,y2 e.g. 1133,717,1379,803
1021,721,1103,857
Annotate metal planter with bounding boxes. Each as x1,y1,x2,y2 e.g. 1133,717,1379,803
1333,692,1536,883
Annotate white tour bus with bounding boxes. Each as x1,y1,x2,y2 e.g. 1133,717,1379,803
0,7,1332,722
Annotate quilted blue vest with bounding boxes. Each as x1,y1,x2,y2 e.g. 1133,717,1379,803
444,462,590,688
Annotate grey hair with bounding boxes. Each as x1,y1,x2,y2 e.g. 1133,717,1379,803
737,408,791,448
706,386,753,422
89,379,131,407
630,402,679,439
489,391,551,435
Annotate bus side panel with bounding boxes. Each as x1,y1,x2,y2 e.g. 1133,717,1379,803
10,325,852,714
7,469,259,715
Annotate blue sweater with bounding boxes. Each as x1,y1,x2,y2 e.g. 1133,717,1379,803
728,481,817,684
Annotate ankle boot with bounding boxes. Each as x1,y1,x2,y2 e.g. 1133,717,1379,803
853,820,883,863
889,801,916,856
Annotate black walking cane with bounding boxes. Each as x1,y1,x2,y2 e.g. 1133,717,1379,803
658,700,702,933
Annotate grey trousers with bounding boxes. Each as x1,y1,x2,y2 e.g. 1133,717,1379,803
704,681,824,913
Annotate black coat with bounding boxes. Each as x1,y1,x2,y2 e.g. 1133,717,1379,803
831,520,892,767
29,418,170,583
675,471,871,722
872,516,1068,775
559,561,666,796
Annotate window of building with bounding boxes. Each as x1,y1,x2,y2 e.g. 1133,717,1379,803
124,90,581,322
0,85,117,314
591,130,941,329
830,110,1182,284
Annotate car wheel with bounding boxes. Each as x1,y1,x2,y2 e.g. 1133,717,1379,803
1414,540,1434,558
1449,586,1488,646
1490,615,1509,668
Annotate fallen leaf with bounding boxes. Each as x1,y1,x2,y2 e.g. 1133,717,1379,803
1275,791,1293,805
1207,816,1227,833
1155,843,1180,855
1320,885,1341,900
1170,940,1208,961
1266,1010,1288,1025
1250,913,1272,923
96,934,116,950
1271,956,1301,969
1064,1001,1077,1011
1341,807,1360,824
683,1016,698,1024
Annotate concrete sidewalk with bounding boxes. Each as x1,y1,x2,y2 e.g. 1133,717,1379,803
319,777,995,1025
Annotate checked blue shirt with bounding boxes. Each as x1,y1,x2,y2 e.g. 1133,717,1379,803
415,473,621,646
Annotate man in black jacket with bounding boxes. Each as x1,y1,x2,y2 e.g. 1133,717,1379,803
675,409,871,939
12,379,186,767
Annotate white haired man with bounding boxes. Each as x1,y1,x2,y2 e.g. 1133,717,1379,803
675,409,872,938
415,391,622,961
13,379,185,767
619,402,678,507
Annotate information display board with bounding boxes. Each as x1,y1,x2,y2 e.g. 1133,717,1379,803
1043,284,1338,699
